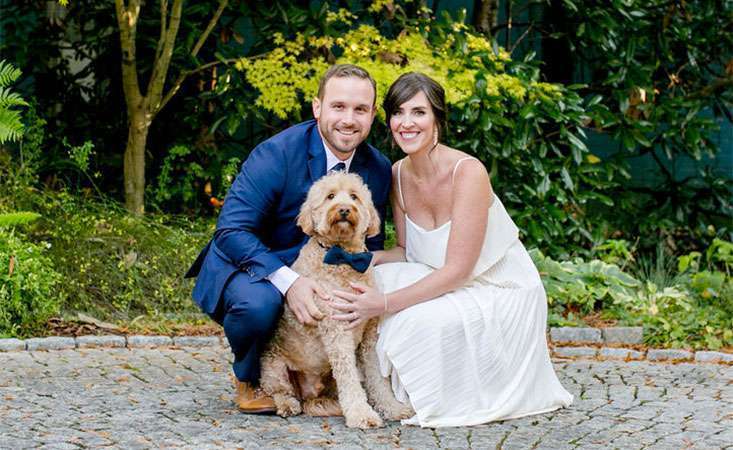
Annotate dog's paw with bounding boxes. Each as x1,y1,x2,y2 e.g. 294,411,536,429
345,406,383,429
274,394,302,417
381,403,414,421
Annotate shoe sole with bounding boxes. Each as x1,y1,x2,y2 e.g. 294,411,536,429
237,406,277,415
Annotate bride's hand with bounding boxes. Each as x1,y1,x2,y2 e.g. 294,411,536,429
331,282,386,330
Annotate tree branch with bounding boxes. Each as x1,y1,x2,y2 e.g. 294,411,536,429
146,0,183,113
191,0,228,57
114,0,142,111
156,58,237,113
509,23,533,54
154,0,229,115
154,0,169,66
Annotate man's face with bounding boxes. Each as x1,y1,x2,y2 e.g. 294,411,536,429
312,76,376,158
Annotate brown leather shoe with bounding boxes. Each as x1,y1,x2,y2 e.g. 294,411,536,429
234,380,276,414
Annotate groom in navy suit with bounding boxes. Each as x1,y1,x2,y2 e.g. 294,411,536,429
185,64,392,413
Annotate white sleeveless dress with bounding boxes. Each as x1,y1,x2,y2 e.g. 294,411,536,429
374,158,573,427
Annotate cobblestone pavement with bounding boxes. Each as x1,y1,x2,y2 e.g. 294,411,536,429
1,346,731,449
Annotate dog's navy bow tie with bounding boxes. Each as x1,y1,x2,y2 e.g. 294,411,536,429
323,245,373,273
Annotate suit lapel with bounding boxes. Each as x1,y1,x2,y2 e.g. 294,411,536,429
307,124,326,182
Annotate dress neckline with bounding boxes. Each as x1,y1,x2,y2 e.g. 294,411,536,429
405,214,452,233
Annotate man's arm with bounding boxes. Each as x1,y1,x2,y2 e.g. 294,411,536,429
365,155,393,252
215,141,325,325
214,143,286,280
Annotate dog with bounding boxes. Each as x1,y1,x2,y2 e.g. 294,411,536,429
260,171,413,428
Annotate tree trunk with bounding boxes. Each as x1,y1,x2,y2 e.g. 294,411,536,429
124,113,149,214
115,0,226,214
474,0,500,35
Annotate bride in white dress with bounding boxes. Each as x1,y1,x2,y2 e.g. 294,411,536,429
331,72,572,427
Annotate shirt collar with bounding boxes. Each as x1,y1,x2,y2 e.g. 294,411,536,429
320,133,355,172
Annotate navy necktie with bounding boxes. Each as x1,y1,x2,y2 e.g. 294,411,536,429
330,162,346,172
323,245,373,273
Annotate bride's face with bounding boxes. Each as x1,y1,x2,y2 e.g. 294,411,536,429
389,91,437,155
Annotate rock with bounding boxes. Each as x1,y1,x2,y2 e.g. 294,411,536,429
550,327,602,343
0,338,26,352
126,335,173,348
25,337,76,351
553,346,598,358
646,349,693,362
601,327,643,344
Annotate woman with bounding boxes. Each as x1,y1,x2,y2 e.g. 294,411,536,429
331,72,573,427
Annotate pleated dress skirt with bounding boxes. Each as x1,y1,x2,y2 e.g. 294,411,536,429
374,240,573,427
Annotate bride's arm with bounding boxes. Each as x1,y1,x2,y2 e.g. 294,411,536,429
371,163,407,265
383,159,492,313
332,159,493,325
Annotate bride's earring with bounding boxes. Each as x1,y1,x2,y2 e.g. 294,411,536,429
433,126,439,147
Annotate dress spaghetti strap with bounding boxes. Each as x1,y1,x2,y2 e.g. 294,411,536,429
451,157,478,184
396,159,407,211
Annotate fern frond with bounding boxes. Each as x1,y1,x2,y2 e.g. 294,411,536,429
0,212,42,228
0,60,22,87
0,109,25,144
0,87,29,109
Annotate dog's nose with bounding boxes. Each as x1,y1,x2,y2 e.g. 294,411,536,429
339,208,350,218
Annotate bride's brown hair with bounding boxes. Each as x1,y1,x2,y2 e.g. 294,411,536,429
383,72,447,142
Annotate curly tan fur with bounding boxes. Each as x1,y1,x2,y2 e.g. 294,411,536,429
260,172,413,428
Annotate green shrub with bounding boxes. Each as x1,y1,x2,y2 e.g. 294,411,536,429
0,212,41,228
0,230,62,337
533,239,733,350
26,191,212,320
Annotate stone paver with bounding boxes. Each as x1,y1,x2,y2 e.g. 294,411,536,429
76,335,127,349
0,347,731,448
554,346,598,358
599,347,645,360
602,327,644,344
647,348,694,362
24,336,76,351
550,327,603,343
127,335,173,347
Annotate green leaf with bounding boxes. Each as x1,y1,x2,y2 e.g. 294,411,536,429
560,167,574,191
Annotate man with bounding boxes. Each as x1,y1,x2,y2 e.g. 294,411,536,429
185,64,392,413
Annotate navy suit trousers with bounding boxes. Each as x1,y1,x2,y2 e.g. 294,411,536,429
209,272,283,384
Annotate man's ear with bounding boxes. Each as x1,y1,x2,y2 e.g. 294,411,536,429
312,97,321,120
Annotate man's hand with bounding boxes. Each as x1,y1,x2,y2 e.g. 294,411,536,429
285,276,328,325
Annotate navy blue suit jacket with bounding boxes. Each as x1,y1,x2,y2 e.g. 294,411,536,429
185,120,392,314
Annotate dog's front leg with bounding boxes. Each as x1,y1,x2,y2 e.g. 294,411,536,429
260,351,302,417
358,320,415,421
319,326,383,429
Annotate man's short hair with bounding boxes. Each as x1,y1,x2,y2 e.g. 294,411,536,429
316,64,377,105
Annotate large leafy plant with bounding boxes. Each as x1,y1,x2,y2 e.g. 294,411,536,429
535,0,733,251
0,60,27,144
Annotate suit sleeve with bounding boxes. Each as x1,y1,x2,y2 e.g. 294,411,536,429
213,142,286,281
366,155,392,252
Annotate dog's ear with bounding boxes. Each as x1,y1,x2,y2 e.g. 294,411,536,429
366,203,381,238
297,197,315,236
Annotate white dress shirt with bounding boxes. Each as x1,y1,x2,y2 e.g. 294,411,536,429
265,136,355,295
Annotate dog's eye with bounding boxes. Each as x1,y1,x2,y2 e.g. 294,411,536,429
350,194,358,200
327,193,335,200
